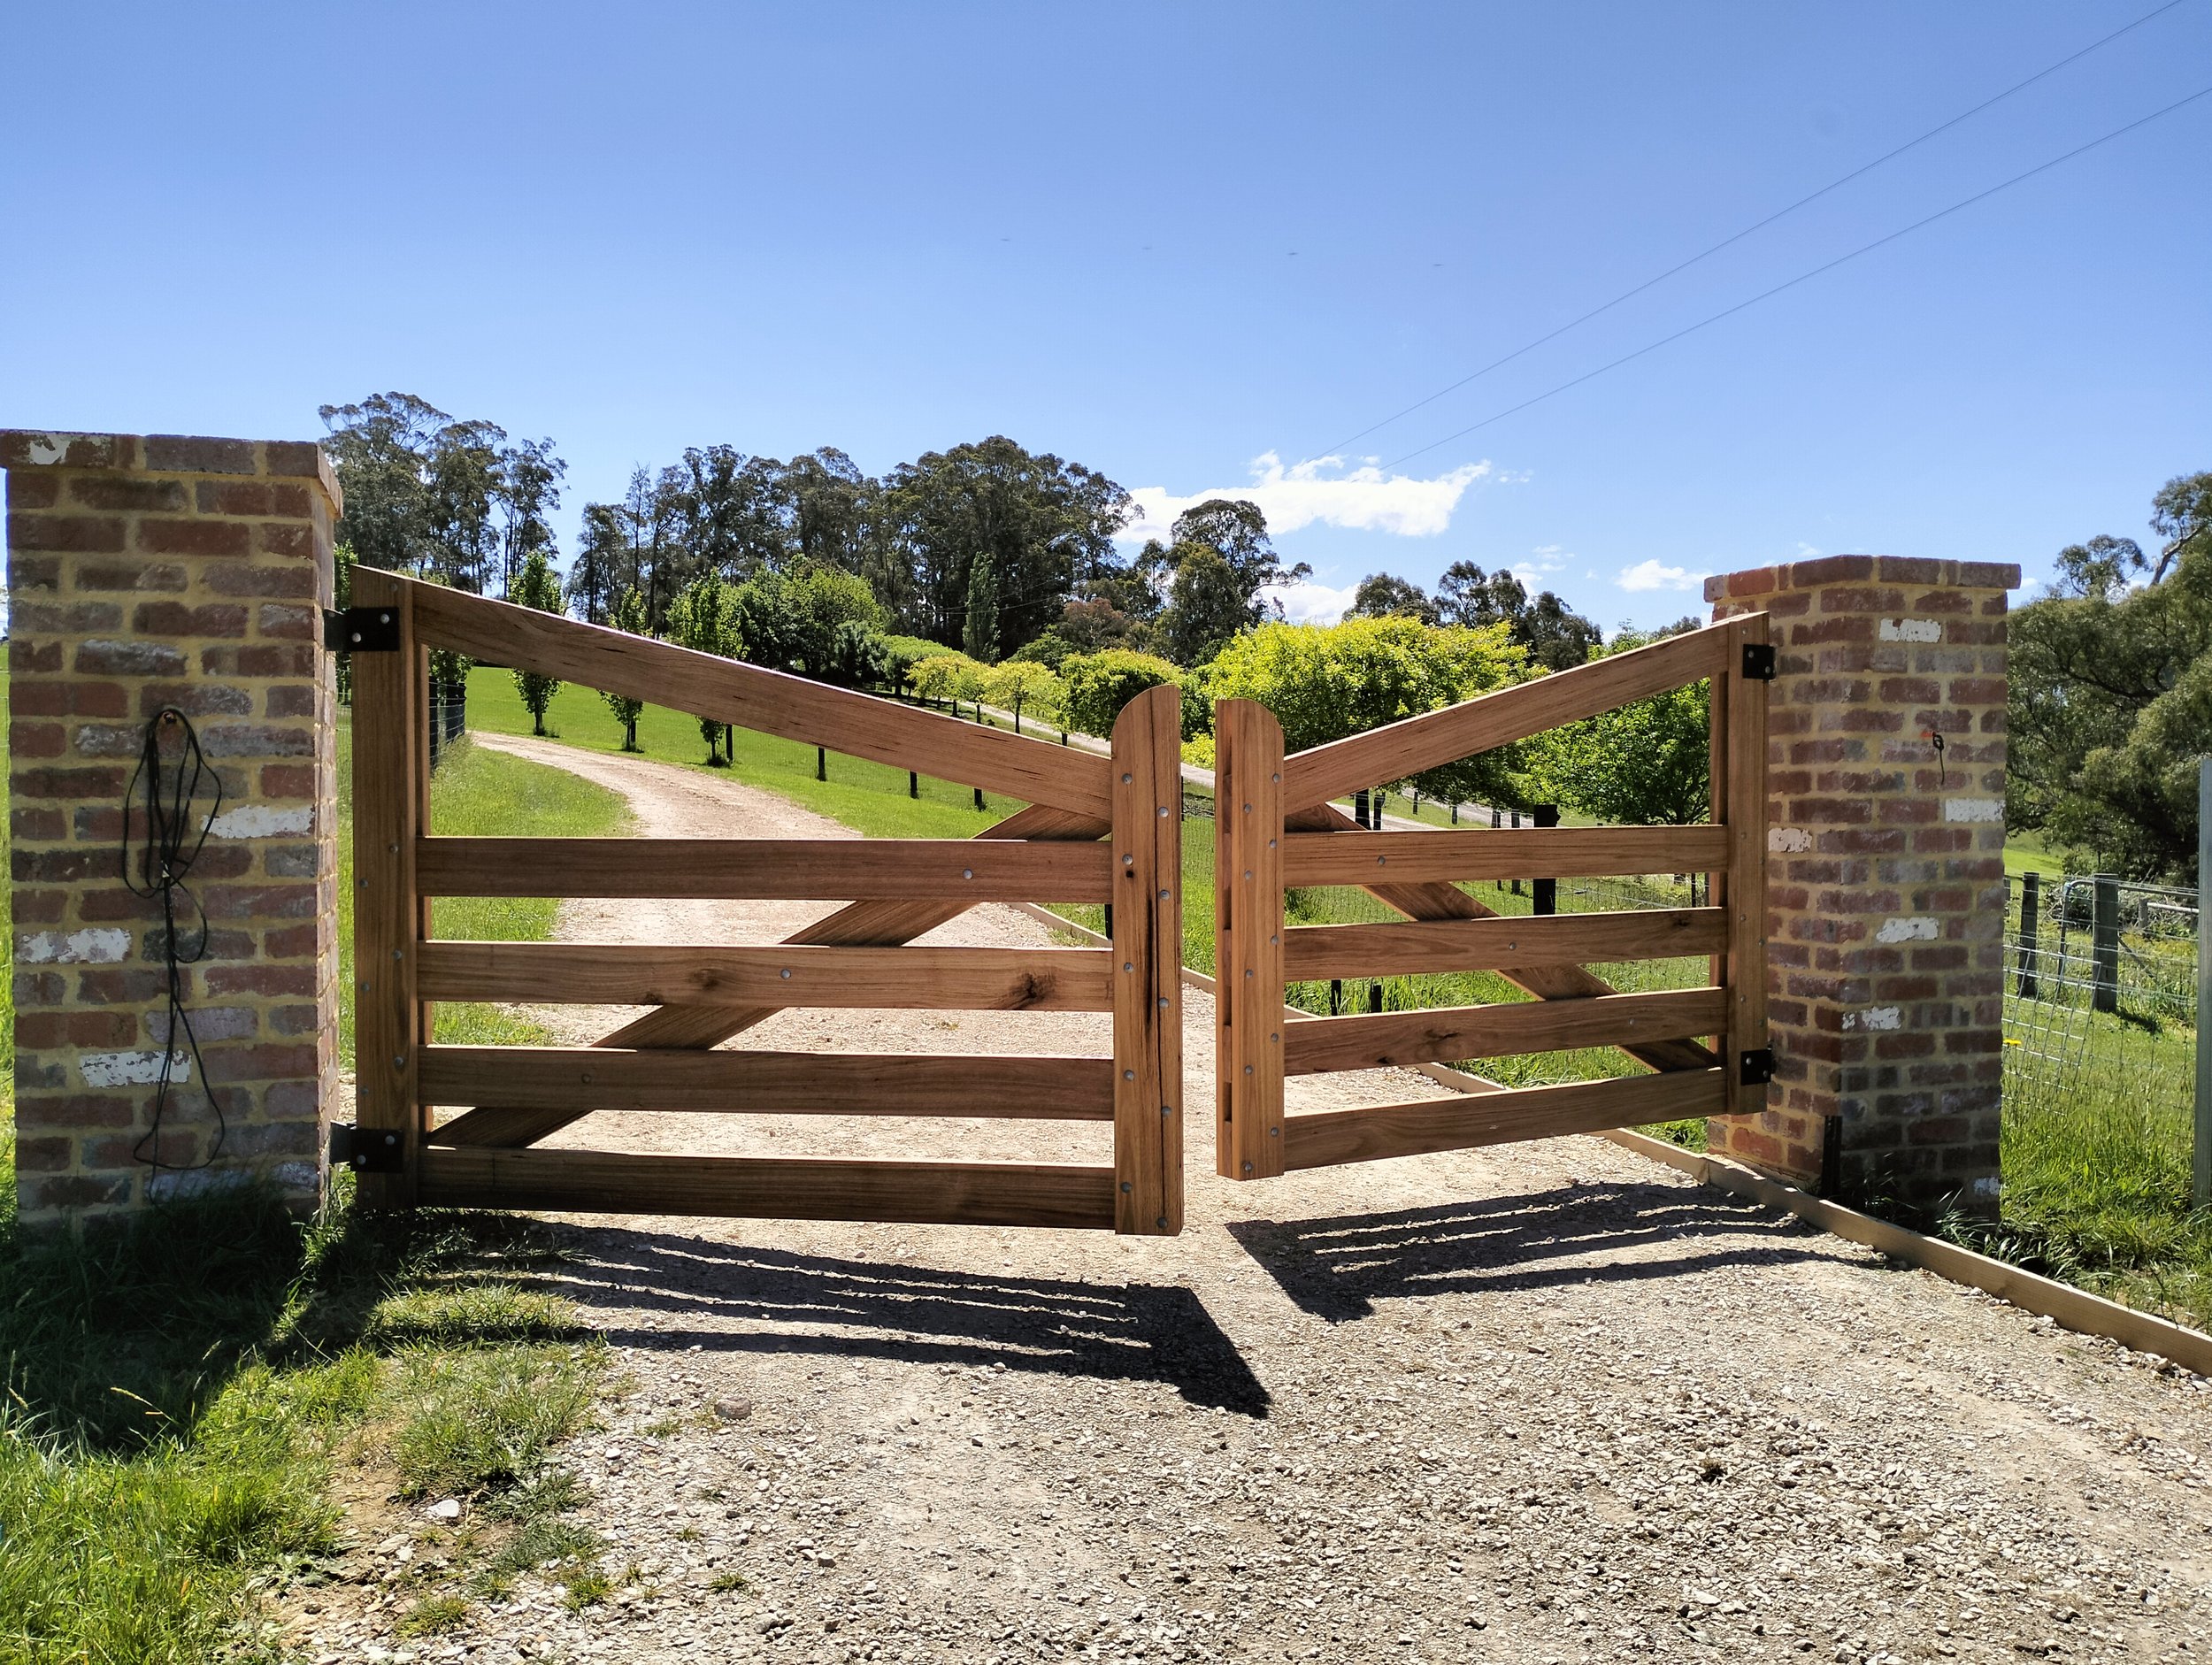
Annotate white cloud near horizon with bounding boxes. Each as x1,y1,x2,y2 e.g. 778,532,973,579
1261,579,1359,626
1120,451,1492,543
1617,558,1709,594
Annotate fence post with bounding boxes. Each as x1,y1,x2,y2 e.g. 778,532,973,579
2016,871,2040,1000
2092,875,2120,1015
1532,803,1560,915
2195,756,2209,1208
1720,614,1771,1117
1110,685,1183,1234
350,569,425,1207
1214,698,1285,1180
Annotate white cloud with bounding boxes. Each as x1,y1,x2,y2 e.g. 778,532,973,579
1617,559,1710,594
1262,579,1358,626
1122,451,1492,543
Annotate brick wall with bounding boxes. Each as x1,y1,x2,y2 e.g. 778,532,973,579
1708,555,2018,1216
4,430,340,1228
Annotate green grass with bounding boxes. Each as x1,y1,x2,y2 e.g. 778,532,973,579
0,688,629,1661
0,1178,608,1662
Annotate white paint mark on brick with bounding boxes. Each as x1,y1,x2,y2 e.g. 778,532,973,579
1875,917,1939,943
27,434,69,465
1970,1175,2002,1198
1878,618,1943,643
18,928,133,965
81,1050,191,1087
207,804,314,838
1768,826,1812,853
1845,1006,1902,1031
1944,797,2004,823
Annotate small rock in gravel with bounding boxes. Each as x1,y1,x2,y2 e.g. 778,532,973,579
423,1499,463,1523
711,1397,752,1423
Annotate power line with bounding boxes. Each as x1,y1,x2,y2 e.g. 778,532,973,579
1306,0,2196,464
1377,82,2212,472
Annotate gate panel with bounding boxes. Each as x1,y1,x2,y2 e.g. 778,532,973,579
348,569,1178,1234
1212,613,1769,1174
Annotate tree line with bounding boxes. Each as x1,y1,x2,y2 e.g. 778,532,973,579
2008,469,2211,883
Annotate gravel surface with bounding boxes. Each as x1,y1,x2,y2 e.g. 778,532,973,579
292,734,2212,1665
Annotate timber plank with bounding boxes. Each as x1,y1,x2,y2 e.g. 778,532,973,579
422,1047,1114,1121
417,836,1113,902
1283,986,1726,1075
1282,623,1727,811
1213,699,1286,1180
1282,1069,1728,1169
1280,825,1728,887
1283,909,1725,978
417,942,1115,1010
401,572,1113,817
419,1147,1118,1229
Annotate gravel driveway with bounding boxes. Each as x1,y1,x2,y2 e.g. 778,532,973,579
300,734,2212,1665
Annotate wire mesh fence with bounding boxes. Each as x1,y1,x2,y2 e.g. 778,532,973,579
2001,871,2200,1222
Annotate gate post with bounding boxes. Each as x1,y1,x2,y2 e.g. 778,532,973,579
1110,685,1182,1234
1213,699,1285,1179
349,569,426,1207
1708,556,2018,1214
2,430,342,1228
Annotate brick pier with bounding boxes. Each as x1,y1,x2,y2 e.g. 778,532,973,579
4,430,340,1228
1708,555,2018,1215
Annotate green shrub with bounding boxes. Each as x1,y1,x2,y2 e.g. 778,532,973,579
1061,648,1185,737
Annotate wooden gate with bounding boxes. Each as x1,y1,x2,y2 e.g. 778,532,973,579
1211,615,1769,1178
343,568,1182,1235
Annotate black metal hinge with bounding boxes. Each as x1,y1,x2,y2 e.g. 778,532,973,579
1740,642,1777,681
1738,1047,1776,1086
328,1122,404,1173
323,606,400,652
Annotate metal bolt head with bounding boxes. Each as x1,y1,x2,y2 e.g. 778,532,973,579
1120,1180,1133,1193
1156,1216,1169,1230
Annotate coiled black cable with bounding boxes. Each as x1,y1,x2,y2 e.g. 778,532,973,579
119,708,225,1174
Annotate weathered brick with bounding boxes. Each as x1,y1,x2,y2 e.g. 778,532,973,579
142,434,254,473
137,517,251,557
7,511,126,553
70,475,188,512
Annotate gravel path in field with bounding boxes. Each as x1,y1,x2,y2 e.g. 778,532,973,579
299,734,2212,1665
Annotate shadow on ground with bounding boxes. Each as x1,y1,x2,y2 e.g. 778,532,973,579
548,1228,1271,1415
1228,1178,1835,1322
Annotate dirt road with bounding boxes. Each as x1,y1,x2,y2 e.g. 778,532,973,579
306,733,2211,1665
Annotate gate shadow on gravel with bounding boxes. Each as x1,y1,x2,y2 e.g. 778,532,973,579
550,1227,1271,1416
1228,1178,1832,1323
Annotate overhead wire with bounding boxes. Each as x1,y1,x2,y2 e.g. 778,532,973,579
1303,0,2197,465
1377,81,2212,472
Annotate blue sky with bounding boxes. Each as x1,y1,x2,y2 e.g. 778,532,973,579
4,2,2207,630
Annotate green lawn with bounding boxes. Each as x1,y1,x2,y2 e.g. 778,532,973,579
0,694,636,1661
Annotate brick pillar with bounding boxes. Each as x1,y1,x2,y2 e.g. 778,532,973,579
4,431,341,1228
1706,555,2018,1216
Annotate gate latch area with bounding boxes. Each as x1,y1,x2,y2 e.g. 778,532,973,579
1740,642,1777,680
1738,1047,1776,1086
328,1122,404,1173
323,607,400,653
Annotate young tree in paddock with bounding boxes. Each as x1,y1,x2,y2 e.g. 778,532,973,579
510,548,565,736
667,573,737,764
601,586,649,752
